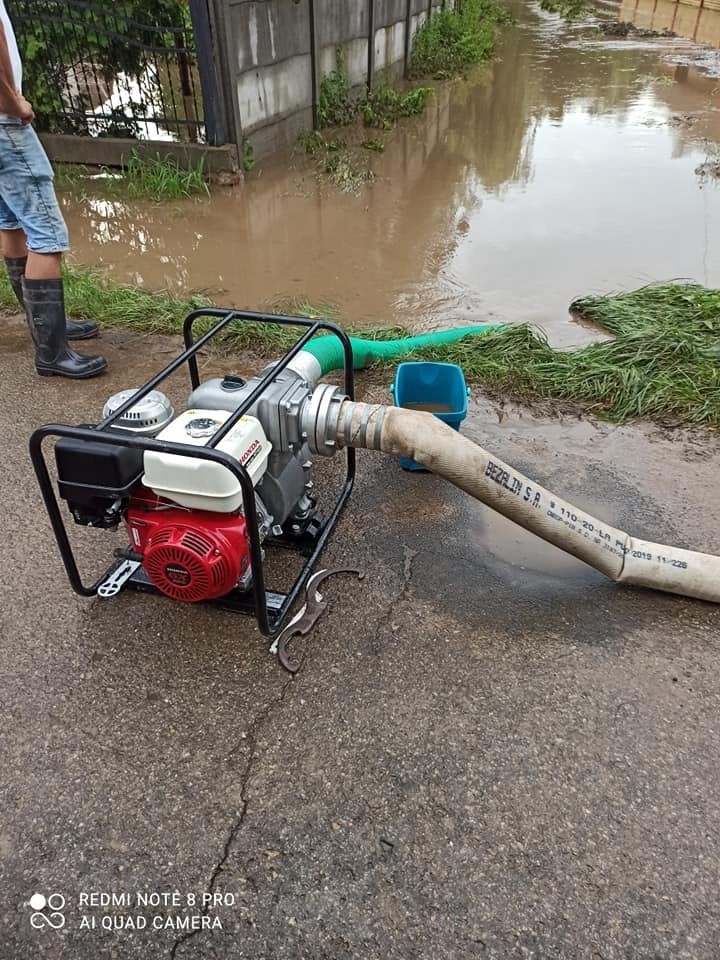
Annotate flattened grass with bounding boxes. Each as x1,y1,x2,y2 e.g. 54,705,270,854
421,284,720,424
1,268,715,425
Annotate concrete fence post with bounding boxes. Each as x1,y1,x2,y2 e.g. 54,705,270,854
215,0,243,157
367,0,375,90
367,0,376,89
309,0,319,129
404,0,413,77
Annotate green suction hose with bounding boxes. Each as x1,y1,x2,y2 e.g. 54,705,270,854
302,324,501,377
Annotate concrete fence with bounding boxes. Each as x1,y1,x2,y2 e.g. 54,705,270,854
220,0,454,159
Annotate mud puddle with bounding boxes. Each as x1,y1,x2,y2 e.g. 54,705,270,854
61,0,720,347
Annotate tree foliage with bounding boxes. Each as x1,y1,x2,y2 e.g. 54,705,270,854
10,0,191,131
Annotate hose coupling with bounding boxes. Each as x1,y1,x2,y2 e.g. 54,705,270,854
300,384,347,457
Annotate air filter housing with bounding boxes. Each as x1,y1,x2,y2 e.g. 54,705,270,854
102,389,174,437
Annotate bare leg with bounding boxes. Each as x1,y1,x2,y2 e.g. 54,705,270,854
26,250,62,280
1,227,27,258
1,231,63,279
3,228,30,314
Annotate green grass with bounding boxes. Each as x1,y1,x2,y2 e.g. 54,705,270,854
256,283,720,425
55,266,306,353
266,295,409,343
297,131,375,191
302,79,432,188
122,151,210,200
1,263,212,331
361,138,385,152
539,0,592,21
242,140,255,172
54,151,210,202
318,49,434,131
2,267,716,424
54,163,90,193
410,0,512,79
417,284,720,424
0,265,355,354
298,132,373,189
263,294,343,324
318,54,358,128
362,85,433,128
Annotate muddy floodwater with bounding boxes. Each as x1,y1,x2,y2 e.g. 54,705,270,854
62,0,720,346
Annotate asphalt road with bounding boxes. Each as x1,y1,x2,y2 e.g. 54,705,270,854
1,318,719,959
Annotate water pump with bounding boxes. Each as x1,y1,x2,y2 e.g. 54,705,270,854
31,307,720,650
31,309,356,635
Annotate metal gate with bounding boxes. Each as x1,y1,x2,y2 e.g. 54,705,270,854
8,0,227,146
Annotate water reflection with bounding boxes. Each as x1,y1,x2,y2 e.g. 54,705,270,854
623,0,720,48
63,0,720,344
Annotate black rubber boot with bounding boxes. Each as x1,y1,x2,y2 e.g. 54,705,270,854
23,277,107,379
4,256,99,340
5,256,38,347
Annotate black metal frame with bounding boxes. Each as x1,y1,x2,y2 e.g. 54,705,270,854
11,0,209,143
29,309,356,636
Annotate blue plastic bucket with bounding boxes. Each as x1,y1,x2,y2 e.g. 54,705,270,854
390,361,469,471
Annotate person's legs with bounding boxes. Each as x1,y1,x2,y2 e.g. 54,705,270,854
1,227,31,318
1,226,27,258
0,124,106,376
1,216,98,339
23,273,106,378
26,250,61,279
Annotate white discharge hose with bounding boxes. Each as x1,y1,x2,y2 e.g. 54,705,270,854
335,401,720,603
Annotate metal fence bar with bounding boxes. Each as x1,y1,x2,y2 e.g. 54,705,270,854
207,0,238,148
9,0,220,144
188,0,225,144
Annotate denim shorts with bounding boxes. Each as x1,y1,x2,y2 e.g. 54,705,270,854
0,123,69,253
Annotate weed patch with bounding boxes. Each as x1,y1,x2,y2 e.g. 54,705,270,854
122,150,209,200
318,53,357,128
54,163,90,193
307,61,434,186
54,151,210,202
362,85,433,128
318,53,433,131
539,0,592,21
242,140,255,172
298,131,375,191
410,0,512,79
361,138,385,152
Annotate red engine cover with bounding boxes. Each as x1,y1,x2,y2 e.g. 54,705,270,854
126,495,250,603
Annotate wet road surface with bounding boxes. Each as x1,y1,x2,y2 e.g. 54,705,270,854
4,1,720,954
1,318,719,958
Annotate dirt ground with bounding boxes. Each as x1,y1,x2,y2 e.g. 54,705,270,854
1,319,719,959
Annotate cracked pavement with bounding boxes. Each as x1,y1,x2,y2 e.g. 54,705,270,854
1,320,720,959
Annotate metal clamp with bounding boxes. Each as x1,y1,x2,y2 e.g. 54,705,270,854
300,384,347,457
271,567,364,673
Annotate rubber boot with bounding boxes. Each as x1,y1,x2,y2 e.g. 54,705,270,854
23,277,107,379
5,256,99,340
